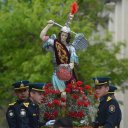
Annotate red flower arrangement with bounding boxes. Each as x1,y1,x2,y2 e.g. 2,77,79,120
40,81,98,127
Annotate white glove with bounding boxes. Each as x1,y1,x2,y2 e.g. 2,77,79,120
45,120,55,126
80,119,85,124
69,62,74,69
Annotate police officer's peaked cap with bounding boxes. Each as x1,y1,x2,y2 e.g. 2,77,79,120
12,80,29,90
108,85,117,93
92,77,111,86
29,83,45,92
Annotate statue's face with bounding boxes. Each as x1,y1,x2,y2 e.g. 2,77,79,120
60,32,68,45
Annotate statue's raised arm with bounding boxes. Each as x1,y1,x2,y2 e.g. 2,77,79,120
40,20,54,41
39,2,88,92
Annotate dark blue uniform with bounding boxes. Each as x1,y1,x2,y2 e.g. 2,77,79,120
6,99,45,128
12,82,47,128
6,100,26,128
92,77,122,128
17,99,46,128
94,94,121,128
6,80,29,128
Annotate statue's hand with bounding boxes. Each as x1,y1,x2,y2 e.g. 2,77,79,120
47,20,54,27
69,62,74,69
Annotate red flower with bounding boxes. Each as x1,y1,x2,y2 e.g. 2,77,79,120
44,112,49,118
68,111,85,118
84,85,91,90
83,102,89,107
53,110,58,116
77,111,85,118
67,83,72,88
72,94,79,99
76,81,83,86
65,87,71,93
60,97,66,102
47,102,53,107
53,100,60,106
94,94,98,99
77,100,83,106
45,83,52,89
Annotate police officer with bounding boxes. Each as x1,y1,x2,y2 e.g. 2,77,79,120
17,82,55,128
108,85,117,99
6,80,29,128
93,77,122,128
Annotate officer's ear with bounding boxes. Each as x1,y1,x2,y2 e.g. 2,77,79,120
29,91,33,98
104,84,109,91
106,86,109,92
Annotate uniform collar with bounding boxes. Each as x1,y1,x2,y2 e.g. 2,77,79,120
17,99,26,104
100,94,109,102
29,98,38,106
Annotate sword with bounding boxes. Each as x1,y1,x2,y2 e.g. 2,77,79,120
53,21,77,35
50,20,88,50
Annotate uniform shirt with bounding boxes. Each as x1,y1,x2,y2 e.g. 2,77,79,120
6,99,26,128
16,99,45,128
94,94,122,128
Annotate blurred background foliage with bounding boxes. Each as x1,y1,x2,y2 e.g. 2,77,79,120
0,0,128,127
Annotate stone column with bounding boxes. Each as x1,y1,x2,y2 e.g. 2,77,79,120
108,0,128,127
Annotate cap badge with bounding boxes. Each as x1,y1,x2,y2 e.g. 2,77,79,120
20,83,24,87
95,78,99,85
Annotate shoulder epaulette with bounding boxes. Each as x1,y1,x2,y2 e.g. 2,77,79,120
9,102,16,106
23,102,29,108
106,96,112,102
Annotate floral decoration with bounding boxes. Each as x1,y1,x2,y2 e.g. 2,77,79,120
40,81,98,127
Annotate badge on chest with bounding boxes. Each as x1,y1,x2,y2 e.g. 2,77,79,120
20,109,26,117
109,105,115,113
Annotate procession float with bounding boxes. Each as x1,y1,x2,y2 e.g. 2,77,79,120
39,1,98,127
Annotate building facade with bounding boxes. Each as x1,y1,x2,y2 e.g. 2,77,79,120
106,0,128,127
